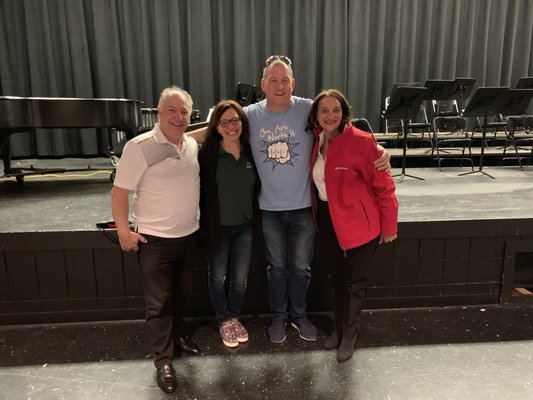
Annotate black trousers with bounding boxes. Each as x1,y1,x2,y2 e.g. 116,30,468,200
137,232,196,368
317,200,379,339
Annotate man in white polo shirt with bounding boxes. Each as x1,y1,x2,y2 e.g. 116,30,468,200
111,86,199,394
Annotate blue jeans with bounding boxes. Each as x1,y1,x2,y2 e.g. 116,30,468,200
207,221,252,324
262,207,315,320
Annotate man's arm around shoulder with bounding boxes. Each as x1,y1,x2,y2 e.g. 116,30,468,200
186,126,208,143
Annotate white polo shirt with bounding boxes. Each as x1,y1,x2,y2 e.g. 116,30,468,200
114,123,200,238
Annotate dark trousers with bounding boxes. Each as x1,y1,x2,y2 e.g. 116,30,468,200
317,200,379,339
138,232,196,368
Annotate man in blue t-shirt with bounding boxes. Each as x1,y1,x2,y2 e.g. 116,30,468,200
245,56,390,344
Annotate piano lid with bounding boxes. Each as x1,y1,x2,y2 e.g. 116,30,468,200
0,96,142,130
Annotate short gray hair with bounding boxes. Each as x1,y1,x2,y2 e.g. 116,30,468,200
158,86,193,112
262,59,294,80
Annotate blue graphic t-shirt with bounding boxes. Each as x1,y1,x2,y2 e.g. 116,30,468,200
245,96,313,211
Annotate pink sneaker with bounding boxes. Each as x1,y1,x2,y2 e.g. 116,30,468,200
231,319,249,343
220,323,238,348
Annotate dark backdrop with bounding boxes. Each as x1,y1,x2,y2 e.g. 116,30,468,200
1,0,533,157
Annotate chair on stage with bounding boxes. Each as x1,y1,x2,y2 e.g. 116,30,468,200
498,88,533,169
472,114,508,147
432,113,473,171
352,117,374,133
424,79,460,119
501,116,533,169
352,117,389,148
477,78,533,153
423,79,474,171
384,86,428,183
432,99,460,117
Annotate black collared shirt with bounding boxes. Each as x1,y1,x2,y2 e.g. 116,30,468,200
216,147,256,226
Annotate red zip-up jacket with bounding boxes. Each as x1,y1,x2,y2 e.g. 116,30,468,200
310,124,398,250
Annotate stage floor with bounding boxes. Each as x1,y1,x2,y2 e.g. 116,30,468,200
1,158,533,233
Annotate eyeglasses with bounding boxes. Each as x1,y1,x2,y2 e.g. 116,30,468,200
265,55,292,68
218,117,241,128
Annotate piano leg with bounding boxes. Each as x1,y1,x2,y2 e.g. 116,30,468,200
0,136,25,182
0,135,12,175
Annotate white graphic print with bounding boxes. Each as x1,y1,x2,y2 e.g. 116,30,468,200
259,124,299,169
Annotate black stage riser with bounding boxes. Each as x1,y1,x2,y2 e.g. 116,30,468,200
2,218,533,325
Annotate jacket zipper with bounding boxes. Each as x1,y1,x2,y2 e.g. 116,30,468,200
360,200,371,231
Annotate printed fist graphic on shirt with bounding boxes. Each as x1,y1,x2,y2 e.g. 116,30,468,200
267,141,291,164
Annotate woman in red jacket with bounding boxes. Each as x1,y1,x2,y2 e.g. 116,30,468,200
307,89,398,362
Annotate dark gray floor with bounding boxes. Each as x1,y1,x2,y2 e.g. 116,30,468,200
1,307,533,399
2,158,533,399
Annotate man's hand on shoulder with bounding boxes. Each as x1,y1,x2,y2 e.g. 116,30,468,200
374,144,391,171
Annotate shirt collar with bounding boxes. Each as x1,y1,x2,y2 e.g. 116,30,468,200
154,123,190,150
217,141,243,156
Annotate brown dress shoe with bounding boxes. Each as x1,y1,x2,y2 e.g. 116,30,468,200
156,364,177,393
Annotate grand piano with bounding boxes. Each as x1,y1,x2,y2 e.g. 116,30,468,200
0,96,142,182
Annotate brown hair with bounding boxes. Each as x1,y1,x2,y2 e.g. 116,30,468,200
206,99,250,144
307,89,352,132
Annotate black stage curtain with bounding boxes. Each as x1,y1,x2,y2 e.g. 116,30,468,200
1,0,533,157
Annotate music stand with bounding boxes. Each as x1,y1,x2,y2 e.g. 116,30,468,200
497,89,533,115
459,87,509,179
424,80,455,101
424,79,457,117
234,83,253,107
448,78,476,113
390,82,421,96
516,78,533,115
234,82,264,107
250,85,264,104
384,82,424,136
384,86,428,183
516,77,533,89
